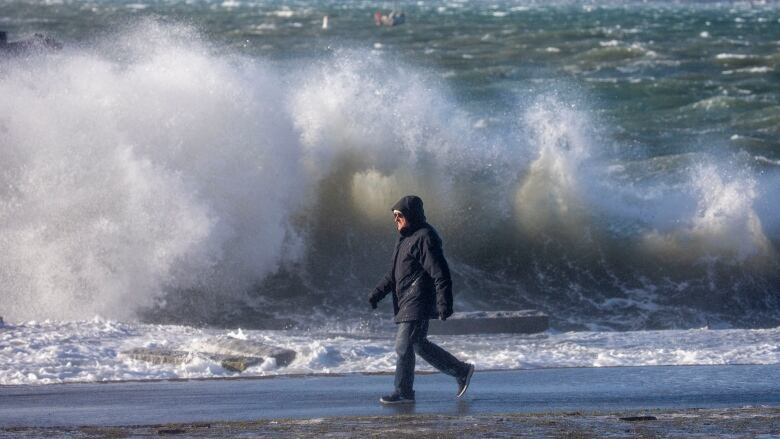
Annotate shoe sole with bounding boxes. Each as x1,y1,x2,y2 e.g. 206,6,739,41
379,398,415,405
456,364,475,398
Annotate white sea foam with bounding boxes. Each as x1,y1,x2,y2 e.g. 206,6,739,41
716,53,752,60
249,23,277,33
691,95,744,110
269,9,294,18
722,66,773,75
1,319,778,386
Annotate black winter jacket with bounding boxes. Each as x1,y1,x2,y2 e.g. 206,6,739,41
370,196,454,322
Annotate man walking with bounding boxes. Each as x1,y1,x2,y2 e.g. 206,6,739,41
369,195,475,404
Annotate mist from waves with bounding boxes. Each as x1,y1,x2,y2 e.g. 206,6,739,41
0,21,778,330
0,22,306,321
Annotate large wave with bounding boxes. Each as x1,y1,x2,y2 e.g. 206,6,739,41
1,22,777,329
0,23,306,321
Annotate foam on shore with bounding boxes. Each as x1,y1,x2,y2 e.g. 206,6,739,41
1,319,778,385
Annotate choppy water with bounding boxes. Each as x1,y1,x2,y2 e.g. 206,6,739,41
2,318,779,385
1,1,779,331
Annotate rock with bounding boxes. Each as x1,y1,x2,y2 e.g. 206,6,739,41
428,310,549,335
620,416,657,422
122,348,193,366
122,338,297,372
213,356,263,373
121,347,266,372
199,337,296,367
157,427,186,434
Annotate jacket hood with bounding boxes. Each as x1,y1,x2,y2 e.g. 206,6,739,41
392,195,426,227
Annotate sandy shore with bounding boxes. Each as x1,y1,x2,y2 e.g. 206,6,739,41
2,407,778,438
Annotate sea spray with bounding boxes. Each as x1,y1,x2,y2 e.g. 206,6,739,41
642,162,772,263
0,21,778,329
0,22,306,321
515,97,593,240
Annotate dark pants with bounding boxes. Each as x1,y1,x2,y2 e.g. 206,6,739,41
394,320,468,397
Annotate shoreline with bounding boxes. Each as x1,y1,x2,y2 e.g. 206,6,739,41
2,362,774,388
3,407,778,438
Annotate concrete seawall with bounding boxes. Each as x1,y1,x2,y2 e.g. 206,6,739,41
428,310,549,335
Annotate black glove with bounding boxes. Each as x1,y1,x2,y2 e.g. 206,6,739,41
369,294,380,310
438,306,453,321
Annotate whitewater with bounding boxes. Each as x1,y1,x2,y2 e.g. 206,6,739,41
1,20,777,328
1,2,779,385
2,318,779,386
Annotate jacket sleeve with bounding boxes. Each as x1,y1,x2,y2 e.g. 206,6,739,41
418,231,453,313
371,268,394,302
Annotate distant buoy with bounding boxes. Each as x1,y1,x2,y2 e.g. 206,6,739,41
322,15,329,30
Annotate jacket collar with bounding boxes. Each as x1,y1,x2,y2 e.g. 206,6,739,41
399,222,426,237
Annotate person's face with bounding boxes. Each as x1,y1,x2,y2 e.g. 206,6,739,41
393,210,408,232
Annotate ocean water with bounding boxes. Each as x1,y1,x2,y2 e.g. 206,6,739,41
0,1,779,384
2,318,779,385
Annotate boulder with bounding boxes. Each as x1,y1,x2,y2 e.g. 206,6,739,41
428,310,549,335
121,347,266,372
122,348,193,366
211,355,263,373
198,337,296,367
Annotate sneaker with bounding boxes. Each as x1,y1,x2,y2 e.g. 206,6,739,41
456,363,475,398
379,392,415,404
